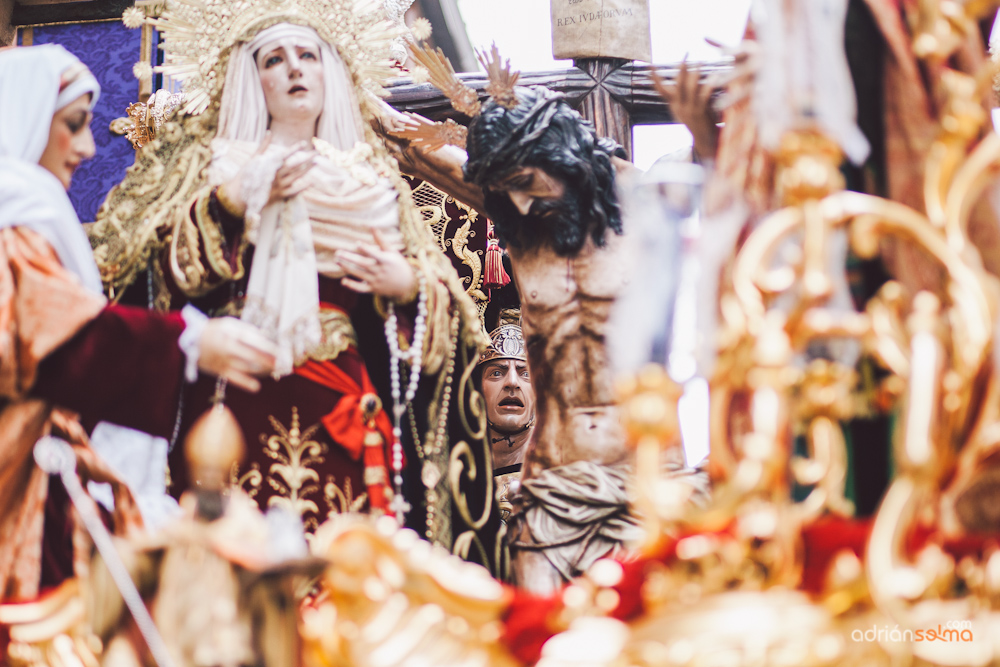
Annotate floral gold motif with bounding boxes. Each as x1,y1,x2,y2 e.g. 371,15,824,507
262,408,327,527
324,475,367,516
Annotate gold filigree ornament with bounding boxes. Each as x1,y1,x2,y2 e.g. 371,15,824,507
408,179,488,316
261,407,327,527
477,43,519,111
110,89,184,150
407,42,482,117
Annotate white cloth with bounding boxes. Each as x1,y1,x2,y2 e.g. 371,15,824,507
0,45,102,293
211,140,322,376
241,167,323,376
87,423,181,533
178,304,209,382
751,0,870,165
210,139,404,376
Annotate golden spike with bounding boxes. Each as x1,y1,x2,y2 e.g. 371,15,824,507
391,114,468,151
408,42,481,117
477,42,519,110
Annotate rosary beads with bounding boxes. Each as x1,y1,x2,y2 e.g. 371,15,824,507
385,269,428,523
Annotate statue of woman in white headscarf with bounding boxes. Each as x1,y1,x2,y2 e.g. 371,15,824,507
92,4,493,558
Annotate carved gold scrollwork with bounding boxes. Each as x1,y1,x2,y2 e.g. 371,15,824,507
449,440,490,533
409,179,489,310
306,518,517,667
446,313,494,571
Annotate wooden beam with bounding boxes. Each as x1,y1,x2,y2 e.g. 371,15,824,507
384,59,731,128
384,66,595,122
575,57,633,158
12,0,130,25
0,0,14,45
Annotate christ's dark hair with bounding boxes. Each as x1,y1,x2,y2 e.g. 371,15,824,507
463,87,624,256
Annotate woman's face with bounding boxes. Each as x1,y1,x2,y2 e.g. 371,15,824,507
256,37,325,129
38,94,94,190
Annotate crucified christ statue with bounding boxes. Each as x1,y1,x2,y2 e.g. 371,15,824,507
381,79,708,593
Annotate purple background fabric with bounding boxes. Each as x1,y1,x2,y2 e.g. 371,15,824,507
22,21,142,222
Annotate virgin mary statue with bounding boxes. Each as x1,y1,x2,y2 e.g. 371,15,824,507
90,0,496,564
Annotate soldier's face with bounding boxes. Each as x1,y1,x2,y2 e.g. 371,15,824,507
256,38,325,129
489,167,566,217
481,359,535,434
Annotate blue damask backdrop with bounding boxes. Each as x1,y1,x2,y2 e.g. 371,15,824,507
24,22,141,222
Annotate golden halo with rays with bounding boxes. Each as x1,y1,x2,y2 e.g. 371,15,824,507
140,0,407,116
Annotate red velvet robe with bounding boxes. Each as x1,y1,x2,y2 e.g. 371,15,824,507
0,226,186,603
158,190,397,534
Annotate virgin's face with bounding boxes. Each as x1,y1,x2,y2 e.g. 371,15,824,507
38,94,94,190
255,37,325,129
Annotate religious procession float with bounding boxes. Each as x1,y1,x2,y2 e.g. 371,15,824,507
4,0,1000,665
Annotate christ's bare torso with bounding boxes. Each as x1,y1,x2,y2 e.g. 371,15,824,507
508,228,631,483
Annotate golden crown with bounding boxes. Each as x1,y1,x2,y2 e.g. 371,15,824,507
137,0,406,116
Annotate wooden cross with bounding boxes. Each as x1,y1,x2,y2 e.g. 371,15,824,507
385,58,729,159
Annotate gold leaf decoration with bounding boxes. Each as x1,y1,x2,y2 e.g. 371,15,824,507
407,41,481,117
477,42,519,110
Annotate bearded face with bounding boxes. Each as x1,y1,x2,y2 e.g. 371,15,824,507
464,88,624,258
482,167,589,257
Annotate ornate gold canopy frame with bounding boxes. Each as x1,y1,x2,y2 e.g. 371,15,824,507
578,2,1000,665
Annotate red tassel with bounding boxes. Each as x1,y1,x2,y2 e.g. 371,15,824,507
484,222,510,289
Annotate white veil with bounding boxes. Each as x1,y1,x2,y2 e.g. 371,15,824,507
0,45,102,294
216,23,366,150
